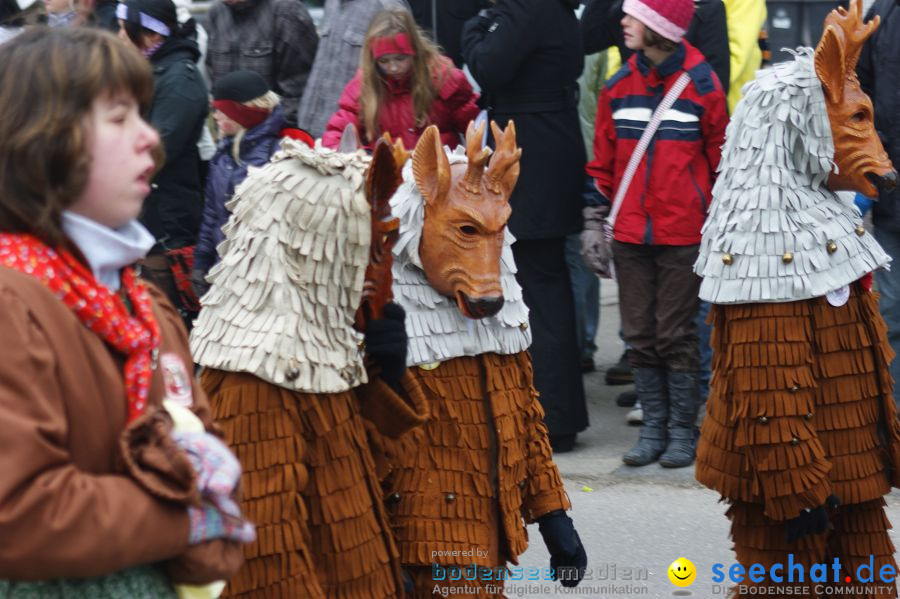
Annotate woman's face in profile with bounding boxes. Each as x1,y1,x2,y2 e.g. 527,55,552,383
68,92,160,229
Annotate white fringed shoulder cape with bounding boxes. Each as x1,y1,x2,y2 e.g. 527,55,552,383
694,49,890,303
190,139,371,393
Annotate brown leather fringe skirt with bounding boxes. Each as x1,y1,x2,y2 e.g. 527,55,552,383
201,369,403,599
368,353,569,572
696,286,900,598
727,499,897,599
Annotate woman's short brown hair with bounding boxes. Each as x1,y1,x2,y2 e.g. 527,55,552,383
643,27,678,53
0,27,154,246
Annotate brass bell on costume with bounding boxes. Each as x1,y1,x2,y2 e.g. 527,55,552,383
855,226,866,236
826,240,838,254
722,253,734,265
782,252,793,264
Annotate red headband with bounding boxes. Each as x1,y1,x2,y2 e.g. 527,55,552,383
212,99,270,130
371,33,415,59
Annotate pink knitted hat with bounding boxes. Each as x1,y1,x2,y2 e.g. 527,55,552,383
623,0,694,42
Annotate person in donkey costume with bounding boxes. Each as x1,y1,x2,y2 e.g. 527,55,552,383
190,135,429,599
367,121,588,598
694,1,900,596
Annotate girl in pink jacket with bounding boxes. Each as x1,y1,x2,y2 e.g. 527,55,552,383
323,9,479,150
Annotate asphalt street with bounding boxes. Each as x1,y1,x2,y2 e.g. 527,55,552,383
502,280,900,599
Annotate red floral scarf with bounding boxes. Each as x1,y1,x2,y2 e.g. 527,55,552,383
0,234,160,423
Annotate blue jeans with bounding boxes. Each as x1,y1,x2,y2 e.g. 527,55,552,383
565,233,600,360
695,300,711,401
874,226,900,407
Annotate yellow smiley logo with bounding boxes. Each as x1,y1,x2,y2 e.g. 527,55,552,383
668,557,697,587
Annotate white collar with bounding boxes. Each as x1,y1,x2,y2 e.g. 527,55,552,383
61,211,155,292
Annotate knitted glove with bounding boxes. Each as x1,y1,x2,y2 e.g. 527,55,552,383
784,494,840,543
171,431,241,499
580,205,614,278
538,510,588,587
191,268,211,299
187,502,256,545
364,302,408,390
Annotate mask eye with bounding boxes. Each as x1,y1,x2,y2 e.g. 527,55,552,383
460,225,478,236
850,111,867,123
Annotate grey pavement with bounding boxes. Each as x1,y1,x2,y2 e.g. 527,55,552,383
500,280,900,599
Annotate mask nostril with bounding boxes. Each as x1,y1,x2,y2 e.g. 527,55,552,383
867,170,898,193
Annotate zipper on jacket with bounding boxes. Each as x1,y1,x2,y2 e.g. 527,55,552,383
641,87,662,245
688,163,707,213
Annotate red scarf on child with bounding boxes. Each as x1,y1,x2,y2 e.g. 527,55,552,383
0,234,160,423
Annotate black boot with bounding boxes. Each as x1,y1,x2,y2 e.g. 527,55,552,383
605,350,633,385
622,368,668,466
659,371,701,468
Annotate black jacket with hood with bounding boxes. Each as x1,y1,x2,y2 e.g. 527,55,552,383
142,36,209,251
461,0,586,241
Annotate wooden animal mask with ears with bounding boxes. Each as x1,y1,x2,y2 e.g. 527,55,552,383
814,0,896,197
412,120,521,319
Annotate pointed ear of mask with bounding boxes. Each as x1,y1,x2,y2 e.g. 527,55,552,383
412,125,451,207
383,133,410,170
814,25,846,105
339,123,361,153
367,137,401,212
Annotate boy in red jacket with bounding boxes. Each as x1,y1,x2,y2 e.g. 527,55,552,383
583,0,728,469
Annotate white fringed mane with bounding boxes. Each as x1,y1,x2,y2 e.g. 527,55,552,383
190,139,371,393
695,49,890,303
390,146,531,366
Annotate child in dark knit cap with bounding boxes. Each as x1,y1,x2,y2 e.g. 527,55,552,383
192,69,312,297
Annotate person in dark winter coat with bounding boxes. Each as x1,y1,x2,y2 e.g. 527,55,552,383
406,0,488,66
118,0,209,326
192,70,287,297
581,0,730,97
322,9,479,150
205,0,317,127
461,0,588,452
858,0,900,406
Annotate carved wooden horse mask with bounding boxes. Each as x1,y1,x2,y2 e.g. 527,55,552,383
413,121,521,319
814,0,896,197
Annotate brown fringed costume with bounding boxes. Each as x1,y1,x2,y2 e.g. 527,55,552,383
374,123,575,598
201,370,426,598
693,2,900,597
190,139,428,598
372,353,570,597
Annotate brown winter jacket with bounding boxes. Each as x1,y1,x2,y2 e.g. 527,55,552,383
0,265,240,582
369,351,570,568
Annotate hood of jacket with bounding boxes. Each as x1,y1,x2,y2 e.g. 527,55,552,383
150,35,201,68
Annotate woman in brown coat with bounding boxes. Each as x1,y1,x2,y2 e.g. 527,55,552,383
0,27,252,597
